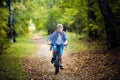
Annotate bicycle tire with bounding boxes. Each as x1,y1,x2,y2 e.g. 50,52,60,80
54,55,59,75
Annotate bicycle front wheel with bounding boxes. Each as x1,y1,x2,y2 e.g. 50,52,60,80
54,56,60,75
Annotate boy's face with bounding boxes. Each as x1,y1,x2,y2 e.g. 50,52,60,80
57,26,63,33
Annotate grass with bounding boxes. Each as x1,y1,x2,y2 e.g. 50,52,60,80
65,32,88,53
0,35,38,80
65,32,103,53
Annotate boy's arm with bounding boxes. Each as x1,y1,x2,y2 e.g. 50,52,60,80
63,32,68,45
47,31,56,44
47,35,52,45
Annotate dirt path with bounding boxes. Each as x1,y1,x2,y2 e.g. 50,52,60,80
23,34,79,80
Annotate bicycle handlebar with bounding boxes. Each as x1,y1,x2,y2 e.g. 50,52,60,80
48,43,68,51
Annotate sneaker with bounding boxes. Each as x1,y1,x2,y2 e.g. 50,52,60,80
60,65,64,69
51,57,55,63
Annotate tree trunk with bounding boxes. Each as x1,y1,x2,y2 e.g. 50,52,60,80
98,0,117,49
0,0,3,7
88,0,97,40
88,0,96,20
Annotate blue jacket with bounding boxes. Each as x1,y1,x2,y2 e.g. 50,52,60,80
48,31,68,45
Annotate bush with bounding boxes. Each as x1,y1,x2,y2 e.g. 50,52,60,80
0,8,10,54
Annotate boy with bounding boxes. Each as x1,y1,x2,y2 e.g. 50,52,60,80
47,24,68,69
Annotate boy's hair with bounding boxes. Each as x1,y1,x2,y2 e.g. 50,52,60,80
57,24,63,28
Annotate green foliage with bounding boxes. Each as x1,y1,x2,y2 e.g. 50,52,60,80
85,0,106,40
0,8,10,54
19,0,106,41
44,0,88,34
11,0,87,34
83,23,102,31
58,8,78,26
13,2,29,35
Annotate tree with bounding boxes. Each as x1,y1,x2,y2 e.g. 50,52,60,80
98,0,117,49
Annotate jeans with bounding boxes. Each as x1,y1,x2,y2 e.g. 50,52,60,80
51,44,64,56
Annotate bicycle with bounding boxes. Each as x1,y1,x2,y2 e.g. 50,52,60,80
49,43,68,75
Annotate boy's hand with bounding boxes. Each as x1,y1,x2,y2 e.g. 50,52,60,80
63,43,68,46
47,41,52,45
63,40,68,46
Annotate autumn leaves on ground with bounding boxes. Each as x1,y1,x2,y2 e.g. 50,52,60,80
22,34,120,80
